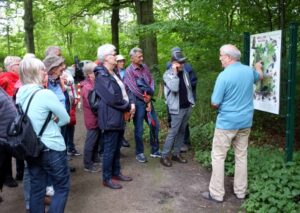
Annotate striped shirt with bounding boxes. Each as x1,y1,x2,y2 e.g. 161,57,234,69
123,63,154,101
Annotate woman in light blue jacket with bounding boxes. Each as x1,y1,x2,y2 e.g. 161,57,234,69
16,57,70,213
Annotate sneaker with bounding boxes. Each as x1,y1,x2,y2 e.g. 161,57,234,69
46,186,55,196
136,153,147,163
150,150,162,158
84,166,101,173
67,149,81,156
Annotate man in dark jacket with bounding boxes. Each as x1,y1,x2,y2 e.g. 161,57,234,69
0,87,17,201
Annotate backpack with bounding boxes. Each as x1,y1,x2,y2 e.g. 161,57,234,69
5,90,52,160
88,89,100,115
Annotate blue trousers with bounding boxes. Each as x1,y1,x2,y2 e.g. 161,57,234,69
102,130,123,181
28,149,70,213
133,99,160,155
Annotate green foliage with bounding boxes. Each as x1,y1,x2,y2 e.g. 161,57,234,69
190,121,215,151
243,150,300,212
194,135,300,212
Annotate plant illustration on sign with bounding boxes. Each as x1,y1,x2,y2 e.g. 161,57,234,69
251,35,278,102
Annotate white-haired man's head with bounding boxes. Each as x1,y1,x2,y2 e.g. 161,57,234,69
129,47,143,65
219,44,241,68
97,44,116,63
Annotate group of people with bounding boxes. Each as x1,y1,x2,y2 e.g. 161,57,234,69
0,42,263,212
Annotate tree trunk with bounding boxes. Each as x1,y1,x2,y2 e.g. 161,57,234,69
6,25,10,54
111,0,120,53
23,0,35,53
134,0,158,72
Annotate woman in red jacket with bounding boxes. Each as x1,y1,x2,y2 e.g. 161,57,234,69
81,62,101,172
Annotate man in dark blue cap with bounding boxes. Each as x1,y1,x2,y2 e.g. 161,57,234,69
166,47,197,152
161,50,195,167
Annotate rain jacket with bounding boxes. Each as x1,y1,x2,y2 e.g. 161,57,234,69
16,84,70,151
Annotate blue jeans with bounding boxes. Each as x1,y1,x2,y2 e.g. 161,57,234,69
28,149,70,213
102,130,123,181
133,99,160,155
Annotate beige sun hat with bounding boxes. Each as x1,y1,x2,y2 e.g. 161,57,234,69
43,55,65,73
116,55,125,61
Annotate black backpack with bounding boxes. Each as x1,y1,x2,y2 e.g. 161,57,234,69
88,89,100,115
6,90,52,160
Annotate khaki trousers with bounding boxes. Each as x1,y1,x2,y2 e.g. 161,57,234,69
209,128,250,201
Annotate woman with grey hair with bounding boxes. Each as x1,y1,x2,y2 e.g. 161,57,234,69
94,44,135,189
16,57,70,213
81,62,102,172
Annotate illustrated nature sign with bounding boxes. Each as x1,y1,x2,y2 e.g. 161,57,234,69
250,30,282,114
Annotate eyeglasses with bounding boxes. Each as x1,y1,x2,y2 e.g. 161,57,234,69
108,53,116,57
219,54,228,57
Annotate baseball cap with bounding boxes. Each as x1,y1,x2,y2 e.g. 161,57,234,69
171,51,186,63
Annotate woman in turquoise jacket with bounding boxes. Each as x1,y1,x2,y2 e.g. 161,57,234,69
16,57,70,213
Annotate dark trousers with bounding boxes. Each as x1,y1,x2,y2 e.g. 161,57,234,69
84,128,101,169
102,130,123,181
65,125,76,152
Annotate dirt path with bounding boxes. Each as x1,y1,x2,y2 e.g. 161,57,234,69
1,111,242,213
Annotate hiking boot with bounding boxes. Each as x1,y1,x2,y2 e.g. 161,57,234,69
172,154,188,163
136,153,147,163
150,150,162,158
160,156,172,167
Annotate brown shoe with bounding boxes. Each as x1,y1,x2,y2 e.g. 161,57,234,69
172,154,188,163
160,156,172,167
44,195,52,206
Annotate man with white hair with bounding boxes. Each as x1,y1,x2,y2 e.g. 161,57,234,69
202,44,263,203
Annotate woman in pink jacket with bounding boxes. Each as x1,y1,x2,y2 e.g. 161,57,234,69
81,62,101,172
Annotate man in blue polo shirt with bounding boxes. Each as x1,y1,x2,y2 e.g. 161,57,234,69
202,44,263,203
